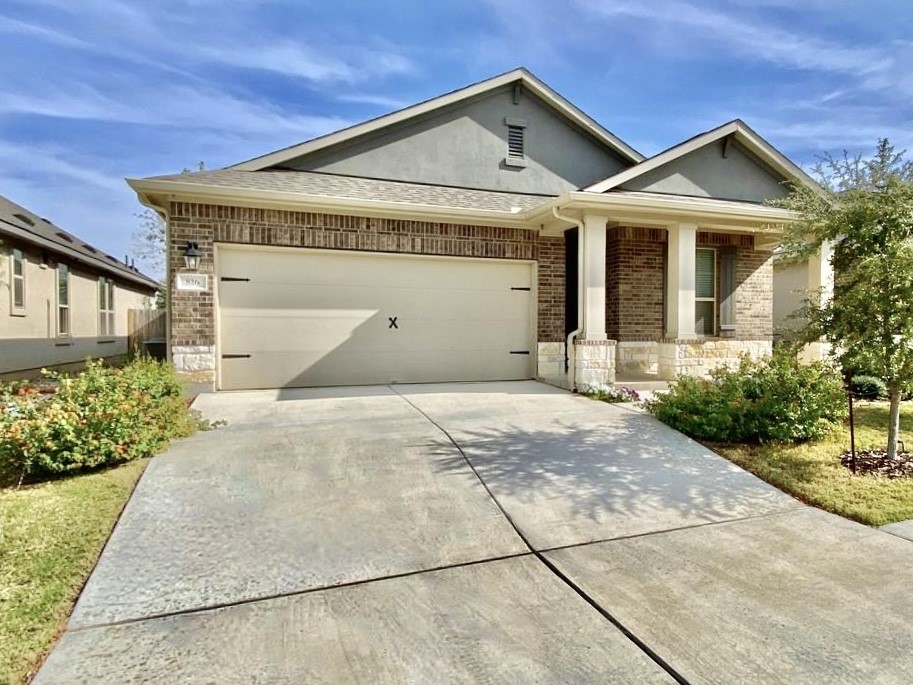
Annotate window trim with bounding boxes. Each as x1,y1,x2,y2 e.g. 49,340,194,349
695,247,716,337
98,277,116,338
56,263,70,338
10,247,26,315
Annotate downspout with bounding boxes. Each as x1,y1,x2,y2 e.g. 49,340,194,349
136,192,171,363
552,207,584,391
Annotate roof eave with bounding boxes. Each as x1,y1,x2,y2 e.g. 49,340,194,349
128,178,540,230
0,221,159,291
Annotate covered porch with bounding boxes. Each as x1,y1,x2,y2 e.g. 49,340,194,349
531,192,789,390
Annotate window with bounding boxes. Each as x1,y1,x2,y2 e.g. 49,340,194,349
57,263,70,337
695,248,715,336
99,277,115,336
11,248,25,313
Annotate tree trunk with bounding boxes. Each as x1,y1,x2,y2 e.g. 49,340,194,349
887,385,902,460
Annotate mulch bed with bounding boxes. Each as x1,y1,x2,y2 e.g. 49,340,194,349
841,450,913,478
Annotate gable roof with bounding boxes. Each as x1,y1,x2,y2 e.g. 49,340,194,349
583,119,825,197
230,68,644,171
0,194,159,291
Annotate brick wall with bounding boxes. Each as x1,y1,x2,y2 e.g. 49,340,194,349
697,232,772,339
606,227,666,341
168,202,564,348
536,237,565,343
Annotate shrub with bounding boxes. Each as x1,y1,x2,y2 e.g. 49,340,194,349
645,352,847,443
849,375,887,400
583,384,640,403
0,358,202,478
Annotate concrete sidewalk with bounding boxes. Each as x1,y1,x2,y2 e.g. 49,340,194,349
34,382,913,683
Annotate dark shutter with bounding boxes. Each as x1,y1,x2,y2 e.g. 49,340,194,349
720,248,737,331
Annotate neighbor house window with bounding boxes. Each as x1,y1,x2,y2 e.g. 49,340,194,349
99,277,115,336
695,248,715,336
11,247,25,313
57,263,70,337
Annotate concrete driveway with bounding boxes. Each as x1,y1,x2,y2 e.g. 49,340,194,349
35,382,913,684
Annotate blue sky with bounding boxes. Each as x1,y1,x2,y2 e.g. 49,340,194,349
1,0,911,276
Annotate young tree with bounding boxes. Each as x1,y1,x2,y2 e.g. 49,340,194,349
779,140,913,459
131,208,165,276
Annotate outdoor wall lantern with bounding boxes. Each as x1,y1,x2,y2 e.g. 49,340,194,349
183,241,201,270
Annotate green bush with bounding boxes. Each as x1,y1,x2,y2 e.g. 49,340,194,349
0,358,202,478
849,375,887,400
646,352,847,443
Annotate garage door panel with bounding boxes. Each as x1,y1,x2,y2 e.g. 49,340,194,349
220,312,399,355
217,248,534,390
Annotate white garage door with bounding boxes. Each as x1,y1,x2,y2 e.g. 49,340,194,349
216,246,534,390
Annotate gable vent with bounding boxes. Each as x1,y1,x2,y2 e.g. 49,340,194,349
507,125,524,158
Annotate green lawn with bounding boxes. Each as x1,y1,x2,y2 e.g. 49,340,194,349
707,402,913,527
0,460,147,685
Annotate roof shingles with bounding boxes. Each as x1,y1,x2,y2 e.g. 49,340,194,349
145,169,554,214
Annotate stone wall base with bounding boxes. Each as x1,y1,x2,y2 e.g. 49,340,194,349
574,339,616,390
537,342,569,388
616,341,659,376
172,345,216,374
658,339,772,380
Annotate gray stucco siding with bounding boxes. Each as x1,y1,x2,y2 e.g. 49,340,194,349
286,86,629,195
621,139,789,203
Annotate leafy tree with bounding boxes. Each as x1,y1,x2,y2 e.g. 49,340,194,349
130,163,204,307
779,140,913,459
131,208,165,276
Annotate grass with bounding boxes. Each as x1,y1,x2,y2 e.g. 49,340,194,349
0,460,147,685
707,401,913,527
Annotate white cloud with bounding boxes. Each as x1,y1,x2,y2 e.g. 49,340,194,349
199,42,414,83
0,82,350,138
579,0,889,76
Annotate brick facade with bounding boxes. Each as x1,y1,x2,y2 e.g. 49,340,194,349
168,202,565,351
606,227,666,341
168,202,772,382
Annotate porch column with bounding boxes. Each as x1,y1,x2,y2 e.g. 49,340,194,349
666,223,697,338
581,213,607,340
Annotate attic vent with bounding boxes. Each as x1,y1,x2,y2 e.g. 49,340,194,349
507,125,524,158
83,244,97,253
13,213,35,226
56,232,74,242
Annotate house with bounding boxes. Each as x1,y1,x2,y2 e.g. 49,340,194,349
773,244,834,362
128,68,821,392
1,194,159,378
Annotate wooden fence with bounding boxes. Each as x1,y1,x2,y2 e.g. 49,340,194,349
128,308,166,356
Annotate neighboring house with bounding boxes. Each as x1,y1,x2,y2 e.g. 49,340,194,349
773,243,834,362
1,194,159,378
128,67,822,392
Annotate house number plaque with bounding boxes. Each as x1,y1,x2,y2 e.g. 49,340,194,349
176,274,209,292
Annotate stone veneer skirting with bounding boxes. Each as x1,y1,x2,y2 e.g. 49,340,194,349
172,345,216,373
657,339,772,380
573,339,616,389
536,342,568,388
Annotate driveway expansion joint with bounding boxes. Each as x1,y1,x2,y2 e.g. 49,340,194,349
66,550,534,634
389,384,693,685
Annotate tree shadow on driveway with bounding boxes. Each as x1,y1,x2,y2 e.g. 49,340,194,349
427,408,801,549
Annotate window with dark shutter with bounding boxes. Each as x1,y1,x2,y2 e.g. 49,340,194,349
720,249,737,332
695,248,715,336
